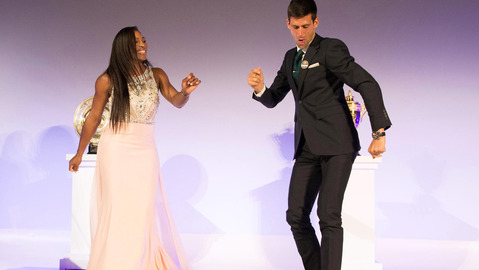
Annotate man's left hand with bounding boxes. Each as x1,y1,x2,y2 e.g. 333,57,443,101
368,136,386,159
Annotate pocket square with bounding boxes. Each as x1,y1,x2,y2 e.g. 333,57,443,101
308,62,320,69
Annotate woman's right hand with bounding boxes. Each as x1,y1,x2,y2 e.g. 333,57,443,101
69,154,82,172
68,73,111,173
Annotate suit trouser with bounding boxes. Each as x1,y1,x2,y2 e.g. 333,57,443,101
286,138,357,270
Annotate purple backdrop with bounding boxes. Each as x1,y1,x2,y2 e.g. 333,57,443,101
1,0,478,244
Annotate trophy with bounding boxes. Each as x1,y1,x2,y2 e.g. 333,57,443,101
346,90,367,128
73,96,111,154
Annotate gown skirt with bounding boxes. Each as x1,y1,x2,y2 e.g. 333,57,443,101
87,123,191,270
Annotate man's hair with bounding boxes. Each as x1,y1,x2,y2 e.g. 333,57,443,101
287,0,317,21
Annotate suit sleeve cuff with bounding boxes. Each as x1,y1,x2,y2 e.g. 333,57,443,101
253,85,266,97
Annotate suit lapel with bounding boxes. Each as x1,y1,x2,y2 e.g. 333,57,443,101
296,34,322,97
286,49,298,93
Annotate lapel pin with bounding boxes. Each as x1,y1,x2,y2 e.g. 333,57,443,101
301,60,309,69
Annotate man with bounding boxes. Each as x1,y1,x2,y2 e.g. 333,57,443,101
247,0,391,269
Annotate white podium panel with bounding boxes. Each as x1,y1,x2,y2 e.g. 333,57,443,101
60,155,96,270
61,155,382,270
342,156,383,270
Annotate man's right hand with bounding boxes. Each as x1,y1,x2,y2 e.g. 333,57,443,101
248,67,265,94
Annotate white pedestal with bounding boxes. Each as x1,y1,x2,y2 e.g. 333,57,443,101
60,155,382,270
342,156,383,270
60,154,96,270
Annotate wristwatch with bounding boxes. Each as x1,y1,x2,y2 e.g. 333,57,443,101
372,130,386,140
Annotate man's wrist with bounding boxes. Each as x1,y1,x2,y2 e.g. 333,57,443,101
372,130,386,140
254,85,266,97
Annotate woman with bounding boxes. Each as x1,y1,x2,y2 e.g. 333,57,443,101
69,26,199,270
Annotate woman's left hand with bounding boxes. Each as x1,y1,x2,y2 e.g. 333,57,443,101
181,73,201,95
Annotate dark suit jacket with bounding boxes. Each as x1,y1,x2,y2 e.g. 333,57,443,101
253,34,391,158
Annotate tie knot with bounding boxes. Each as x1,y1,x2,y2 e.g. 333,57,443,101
295,50,304,64
296,50,304,59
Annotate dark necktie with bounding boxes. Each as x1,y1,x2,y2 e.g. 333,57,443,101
293,50,304,82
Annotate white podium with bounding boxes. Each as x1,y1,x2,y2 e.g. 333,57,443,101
60,154,96,270
342,156,383,270
60,155,382,270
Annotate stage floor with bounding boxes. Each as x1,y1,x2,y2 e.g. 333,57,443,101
0,229,478,270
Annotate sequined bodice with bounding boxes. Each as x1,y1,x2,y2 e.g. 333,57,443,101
128,67,159,124
109,67,159,124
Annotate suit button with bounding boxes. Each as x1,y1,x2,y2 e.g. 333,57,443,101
299,100,303,104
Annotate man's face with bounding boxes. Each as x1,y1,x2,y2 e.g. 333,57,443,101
287,14,319,49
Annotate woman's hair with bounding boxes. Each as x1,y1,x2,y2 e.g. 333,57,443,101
106,26,151,132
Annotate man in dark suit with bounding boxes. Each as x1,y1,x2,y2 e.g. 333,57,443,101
247,0,391,269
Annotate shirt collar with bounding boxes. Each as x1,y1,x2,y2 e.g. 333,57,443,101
296,46,306,54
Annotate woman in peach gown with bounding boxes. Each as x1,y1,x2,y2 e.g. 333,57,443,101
69,26,200,270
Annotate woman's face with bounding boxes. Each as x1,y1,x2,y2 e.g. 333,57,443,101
134,30,148,61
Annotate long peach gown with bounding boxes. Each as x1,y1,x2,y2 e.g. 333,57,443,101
87,67,191,270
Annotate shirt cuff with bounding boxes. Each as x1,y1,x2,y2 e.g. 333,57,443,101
254,85,266,97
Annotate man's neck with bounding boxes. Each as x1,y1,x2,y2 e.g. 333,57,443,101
296,34,315,52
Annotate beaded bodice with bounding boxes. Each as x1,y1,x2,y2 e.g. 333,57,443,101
109,67,159,124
